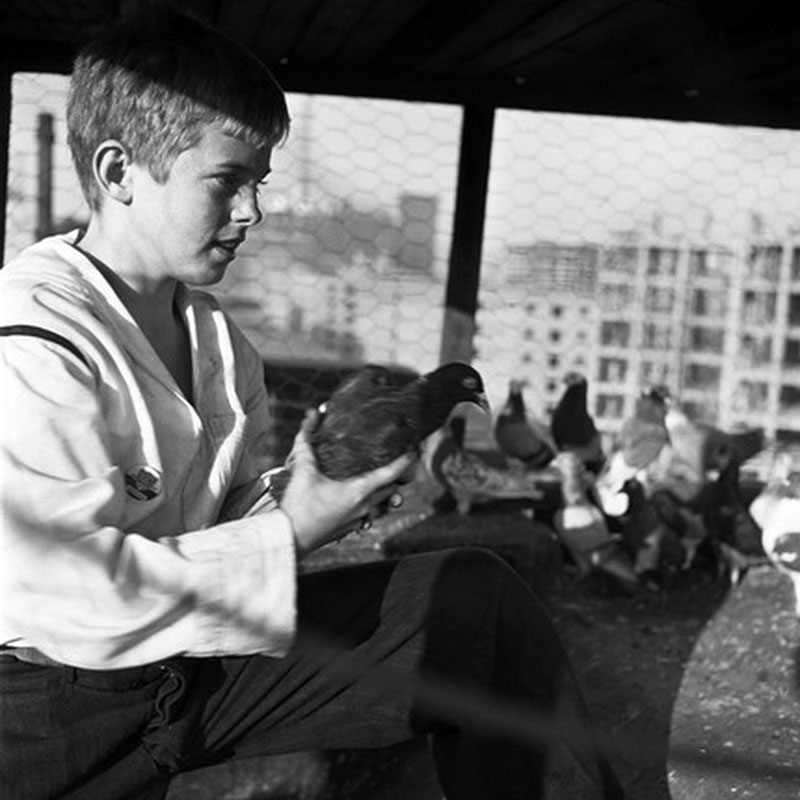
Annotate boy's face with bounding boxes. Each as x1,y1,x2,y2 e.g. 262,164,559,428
126,120,272,286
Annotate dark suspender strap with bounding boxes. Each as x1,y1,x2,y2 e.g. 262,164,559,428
0,324,90,369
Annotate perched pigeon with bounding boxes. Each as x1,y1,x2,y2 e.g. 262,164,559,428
650,392,765,505
620,386,671,470
423,415,554,514
749,451,795,529
550,371,604,474
649,489,707,572
269,362,489,501
699,458,768,584
595,387,670,516
703,426,765,474
759,493,800,617
494,379,555,469
552,452,638,592
619,477,686,590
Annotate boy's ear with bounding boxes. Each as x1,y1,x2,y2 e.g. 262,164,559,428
92,140,134,204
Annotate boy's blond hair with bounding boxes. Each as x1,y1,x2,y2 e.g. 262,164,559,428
67,3,291,210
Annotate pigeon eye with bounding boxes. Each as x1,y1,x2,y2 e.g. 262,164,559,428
464,378,478,390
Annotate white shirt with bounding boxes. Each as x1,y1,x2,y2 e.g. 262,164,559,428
0,233,297,669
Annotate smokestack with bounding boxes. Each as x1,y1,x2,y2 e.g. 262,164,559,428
35,112,54,241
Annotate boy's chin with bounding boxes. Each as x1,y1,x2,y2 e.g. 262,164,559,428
186,264,230,286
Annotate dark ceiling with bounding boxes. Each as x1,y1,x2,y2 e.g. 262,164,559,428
1,0,800,129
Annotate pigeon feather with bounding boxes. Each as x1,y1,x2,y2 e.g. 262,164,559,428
266,362,489,504
550,371,604,473
494,379,555,468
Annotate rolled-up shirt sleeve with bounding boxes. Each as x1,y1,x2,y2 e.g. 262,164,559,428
1,332,297,670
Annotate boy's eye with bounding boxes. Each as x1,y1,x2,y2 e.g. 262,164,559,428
214,174,240,190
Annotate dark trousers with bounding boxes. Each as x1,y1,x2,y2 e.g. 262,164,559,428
0,548,625,799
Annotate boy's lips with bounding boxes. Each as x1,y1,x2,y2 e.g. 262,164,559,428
213,237,244,258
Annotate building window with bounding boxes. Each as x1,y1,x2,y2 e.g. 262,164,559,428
603,246,638,275
789,294,800,326
683,363,721,390
784,339,800,367
779,384,800,411
598,358,628,382
547,354,560,369
600,321,630,347
596,393,625,418
549,330,561,344
599,283,631,311
642,323,672,350
683,399,718,422
742,291,777,325
747,245,782,281
792,248,800,282
647,247,679,276
733,380,768,413
645,286,675,313
688,326,725,354
740,335,773,366
639,360,670,385
691,288,726,317
689,249,708,276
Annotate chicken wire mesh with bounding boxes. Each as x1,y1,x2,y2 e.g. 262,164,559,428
476,110,800,475
5,72,800,471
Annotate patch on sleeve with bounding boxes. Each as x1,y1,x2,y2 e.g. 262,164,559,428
125,465,163,501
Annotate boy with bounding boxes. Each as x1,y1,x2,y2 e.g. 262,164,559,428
0,6,624,799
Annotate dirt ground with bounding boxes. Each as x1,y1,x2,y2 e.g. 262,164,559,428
305,501,734,800
549,565,729,799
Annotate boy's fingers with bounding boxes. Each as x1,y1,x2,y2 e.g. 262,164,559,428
358,451,417,492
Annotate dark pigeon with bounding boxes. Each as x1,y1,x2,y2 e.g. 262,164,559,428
494,379,555,468
550,371,604,474
270,362,489,500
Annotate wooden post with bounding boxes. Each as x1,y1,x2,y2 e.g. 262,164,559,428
0,67,11,263
36,112,54,242
440,103,494,365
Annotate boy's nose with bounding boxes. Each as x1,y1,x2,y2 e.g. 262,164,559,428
232,186,262,226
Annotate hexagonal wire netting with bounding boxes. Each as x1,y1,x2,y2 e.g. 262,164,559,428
5,72,800,473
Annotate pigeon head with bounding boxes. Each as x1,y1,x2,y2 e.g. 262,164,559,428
644,384,671,404
418,362,489,438
502,378,527,417
563,371,587,387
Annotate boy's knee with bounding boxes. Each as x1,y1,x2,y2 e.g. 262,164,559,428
436,546,522,590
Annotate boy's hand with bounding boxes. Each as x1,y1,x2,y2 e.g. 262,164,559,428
279,411,417,556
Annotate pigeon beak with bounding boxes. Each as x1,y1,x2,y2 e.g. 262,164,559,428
476,392,491,415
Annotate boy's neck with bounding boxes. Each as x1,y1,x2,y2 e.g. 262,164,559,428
72,236,194,401
74,230,178,320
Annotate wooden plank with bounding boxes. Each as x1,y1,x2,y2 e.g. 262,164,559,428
334,0,430,63
291,0,378,62
251,0,325,65
0,67,10,263
372,0,499,71
215,0,276,52
439,103,494,365
417,0,598,73
456,0,644,75
272,58,800,129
